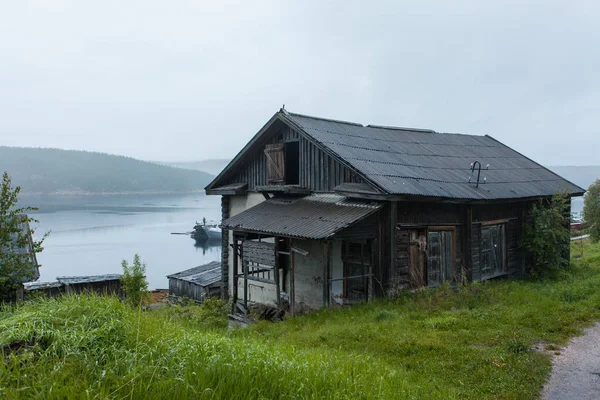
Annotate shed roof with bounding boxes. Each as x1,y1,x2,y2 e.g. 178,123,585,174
280,111,584,200
56,274,122,285
167,261,221,287
222,194,382,239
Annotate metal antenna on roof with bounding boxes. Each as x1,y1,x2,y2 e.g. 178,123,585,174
468,160,484,188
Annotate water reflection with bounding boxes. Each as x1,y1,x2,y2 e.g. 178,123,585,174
194,238,221,256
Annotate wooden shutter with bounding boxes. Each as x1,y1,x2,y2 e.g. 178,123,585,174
264,143,285,184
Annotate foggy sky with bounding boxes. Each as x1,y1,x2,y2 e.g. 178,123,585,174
1,1,598,165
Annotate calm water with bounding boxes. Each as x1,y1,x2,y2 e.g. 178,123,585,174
23,194,221,289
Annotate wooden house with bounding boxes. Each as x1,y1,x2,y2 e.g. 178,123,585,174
205,109,585,315
167,261,222,303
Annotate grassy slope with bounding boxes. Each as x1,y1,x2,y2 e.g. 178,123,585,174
0,146,214,194
1,241,600,399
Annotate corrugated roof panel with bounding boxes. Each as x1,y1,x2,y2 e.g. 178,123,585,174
222,194,383,239
57,274,122,285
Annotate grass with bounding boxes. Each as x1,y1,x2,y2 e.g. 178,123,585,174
1,240,600,399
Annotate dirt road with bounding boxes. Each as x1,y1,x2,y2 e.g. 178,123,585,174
542,322,600,399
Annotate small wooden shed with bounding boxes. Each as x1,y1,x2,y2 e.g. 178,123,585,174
56,274,122,296
167,261,221,303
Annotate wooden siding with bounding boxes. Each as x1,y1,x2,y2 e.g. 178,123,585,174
220,125,364,192
392,201,529,288
168,279,220,303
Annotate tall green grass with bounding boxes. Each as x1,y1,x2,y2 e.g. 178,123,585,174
1,240,599,399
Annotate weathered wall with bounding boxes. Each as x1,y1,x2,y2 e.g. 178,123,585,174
393,201,528,288
289,239,329,309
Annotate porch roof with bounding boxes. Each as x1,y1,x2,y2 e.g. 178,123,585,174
222,194,382,239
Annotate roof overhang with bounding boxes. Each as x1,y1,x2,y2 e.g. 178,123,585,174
206,182,248,196
222,194,383,240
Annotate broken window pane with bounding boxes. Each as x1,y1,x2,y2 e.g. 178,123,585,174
480,224,506,279
427,230,453,287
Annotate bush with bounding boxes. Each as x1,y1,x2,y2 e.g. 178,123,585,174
120,254,149,307
522,193,571,275
583,179,600,242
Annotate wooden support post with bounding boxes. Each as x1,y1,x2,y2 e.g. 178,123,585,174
291,250,296,315
243,243,248,310
464,206,473,282
274,237,281,307
323,241,331,307
390,201,398,286
232,236,239,312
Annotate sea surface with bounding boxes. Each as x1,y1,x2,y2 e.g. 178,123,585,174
23,194,221,289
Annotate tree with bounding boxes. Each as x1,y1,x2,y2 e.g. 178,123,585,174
0,172,48,299
120,254,150,307
583,179,600,241
521,193,571,275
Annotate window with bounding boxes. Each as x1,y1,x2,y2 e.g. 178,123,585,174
264,141,299,185
480,224,507,279
284,141,299,185
427,230,454,287
264,143,285,184
342,241,371,301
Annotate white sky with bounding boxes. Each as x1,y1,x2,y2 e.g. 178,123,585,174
1,0,598,164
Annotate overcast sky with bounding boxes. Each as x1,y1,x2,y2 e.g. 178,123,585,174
1,1,598,165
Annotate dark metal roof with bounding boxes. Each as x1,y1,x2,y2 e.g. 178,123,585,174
222,194,382,239
167,261,221,287
280,111,585,200
57,274,122,285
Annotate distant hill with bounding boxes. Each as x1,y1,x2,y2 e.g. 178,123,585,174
158,159,230,175
548,166,600,191
0,147,214,195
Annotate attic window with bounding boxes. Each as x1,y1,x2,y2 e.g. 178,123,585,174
264,141,299,185
265,143,285,184
284,141,299,185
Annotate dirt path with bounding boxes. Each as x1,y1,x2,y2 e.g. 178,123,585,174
542,322,600,399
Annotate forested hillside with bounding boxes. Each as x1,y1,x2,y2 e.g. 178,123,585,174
0,147,214,194
158,159,230,175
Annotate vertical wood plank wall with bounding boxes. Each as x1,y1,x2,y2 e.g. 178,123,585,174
220,125,363,192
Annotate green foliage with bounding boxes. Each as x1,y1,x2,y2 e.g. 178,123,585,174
0,146,214,194
120,254,149,307
0,172,48,298
583,179,600,241
521,193,571,275
1,241,600,399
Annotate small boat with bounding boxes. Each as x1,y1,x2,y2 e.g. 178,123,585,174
192,219,222,241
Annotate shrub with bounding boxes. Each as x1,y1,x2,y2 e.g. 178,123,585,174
522,193,571,275
120,254,150,307
583,179,600,241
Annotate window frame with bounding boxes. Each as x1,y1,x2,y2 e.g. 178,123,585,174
480,223,508,280
425,226,456,287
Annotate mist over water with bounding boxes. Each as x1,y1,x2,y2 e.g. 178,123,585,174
24,194,221,289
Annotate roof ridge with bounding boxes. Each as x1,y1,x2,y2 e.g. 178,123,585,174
284,111,364,127
366,124,436,133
